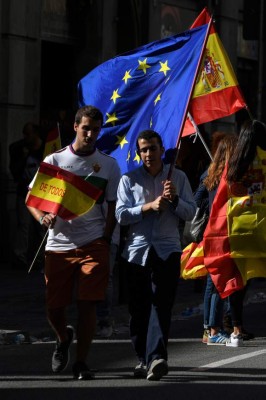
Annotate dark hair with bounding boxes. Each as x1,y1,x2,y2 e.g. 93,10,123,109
74,105,103,125
136,130,163,151
227,119,266,183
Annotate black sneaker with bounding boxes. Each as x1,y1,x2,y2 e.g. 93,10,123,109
72,361,95,380
133,362,147,378
52,325,75,373
242,329,255,340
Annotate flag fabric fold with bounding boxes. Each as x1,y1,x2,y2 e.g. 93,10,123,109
181,241,207,279
182,7,247,136
26,162,103,220
78,24,209,174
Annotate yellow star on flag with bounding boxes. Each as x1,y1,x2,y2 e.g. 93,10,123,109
106,112,118,126
115,134,128,149
126,150,131,162
122,70,132,84
137,58,151,74
111,89,121,104
159,60,170,76
134,151,141,163
154,93,162,105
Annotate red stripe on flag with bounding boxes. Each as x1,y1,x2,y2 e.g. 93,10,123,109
46,127,59,142
190,7,210,28
183,86,246,136
26,194,78,220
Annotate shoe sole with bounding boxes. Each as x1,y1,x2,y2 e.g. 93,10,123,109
226,342,243,347
147,360,168,381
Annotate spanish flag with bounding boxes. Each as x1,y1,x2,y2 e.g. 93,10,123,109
203,147,266,298
26,162,103,220
182,7,247,136
43,124,62,159
181,240,207,280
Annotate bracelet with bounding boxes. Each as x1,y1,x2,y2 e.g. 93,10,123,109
39,215,44,225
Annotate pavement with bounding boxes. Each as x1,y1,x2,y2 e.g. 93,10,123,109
1,261,266,345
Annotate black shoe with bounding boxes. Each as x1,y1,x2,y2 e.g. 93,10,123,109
242,329,255,340
72,361,95,380
52,325,74,373
147,359,168,381
133,362,147,378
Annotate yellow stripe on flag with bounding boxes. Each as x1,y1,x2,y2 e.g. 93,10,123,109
181,241,207,280
43,125,62,159
31,172,95,217
193,33,239,98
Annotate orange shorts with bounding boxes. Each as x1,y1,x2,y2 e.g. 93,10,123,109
44,238,110,309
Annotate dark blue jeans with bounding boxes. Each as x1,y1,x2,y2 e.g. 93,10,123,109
126,247,181,369
203,274,226,329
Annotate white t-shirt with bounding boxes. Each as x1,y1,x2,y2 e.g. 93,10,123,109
29,145,121,251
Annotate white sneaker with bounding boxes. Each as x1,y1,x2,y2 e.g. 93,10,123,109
147,359,168,381
226,333,244,347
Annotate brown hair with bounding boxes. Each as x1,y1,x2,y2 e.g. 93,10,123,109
74,105,103,125
204,134,238,191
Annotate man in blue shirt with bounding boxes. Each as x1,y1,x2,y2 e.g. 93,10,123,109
116,130,196,381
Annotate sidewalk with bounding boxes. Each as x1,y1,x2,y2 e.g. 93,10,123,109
1,262,266,344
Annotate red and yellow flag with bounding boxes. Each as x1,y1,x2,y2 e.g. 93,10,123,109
43,124,62,159
182,7,247,136
26,162,103,220
203,148,266,298
181,240,207,280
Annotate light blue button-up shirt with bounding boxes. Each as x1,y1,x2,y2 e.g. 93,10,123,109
116,164,196,266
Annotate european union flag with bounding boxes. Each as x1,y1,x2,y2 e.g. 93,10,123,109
78,25,209,174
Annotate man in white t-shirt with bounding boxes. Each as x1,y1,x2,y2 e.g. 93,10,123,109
26,105,120,380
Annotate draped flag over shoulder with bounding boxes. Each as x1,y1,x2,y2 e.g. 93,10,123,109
182,7,247,136
78,24,210,174
43,124,62,159
203,147,266,298
26,162,103,220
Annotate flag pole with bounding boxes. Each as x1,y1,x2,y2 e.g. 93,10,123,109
57,121,62,148
167,15,213,180
28,229,48,274
188,112,213,162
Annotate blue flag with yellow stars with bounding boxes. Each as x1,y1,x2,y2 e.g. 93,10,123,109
78,24,209,174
